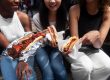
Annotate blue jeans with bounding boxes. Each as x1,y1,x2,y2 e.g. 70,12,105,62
35,45,67,80
0,55,37,80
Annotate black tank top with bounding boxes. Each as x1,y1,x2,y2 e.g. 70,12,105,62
78,6,110,43
78,6,103,37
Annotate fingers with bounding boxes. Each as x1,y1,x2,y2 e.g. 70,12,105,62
81,31,100,45
16,70,21,80
21,70,25,80
51,41,57,47
16,65,22,80
66,49,72,54
16,66,19,77
63,48,73,55
25,68,32,80
21,67,32,80
16,68,30,80
28,68,32,75
81,35,88,44
78,38,84,44
81,35,92,45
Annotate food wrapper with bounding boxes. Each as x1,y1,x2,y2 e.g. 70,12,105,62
3,37,43,60
58,39,82,63
3,31,55,61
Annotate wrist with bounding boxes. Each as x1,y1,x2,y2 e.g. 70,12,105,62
19,57,27,62
19,60,25,62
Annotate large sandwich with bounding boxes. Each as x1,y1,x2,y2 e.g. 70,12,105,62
7,32,45,58
7,25,58,58
47,25,58,47
62,36,78,53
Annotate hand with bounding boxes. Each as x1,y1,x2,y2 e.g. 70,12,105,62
62,49,73,55
81,30,100,45
16,61,32,80
50,41,58,48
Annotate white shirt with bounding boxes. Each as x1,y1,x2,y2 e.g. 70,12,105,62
33,13,56,32
0,12,25,42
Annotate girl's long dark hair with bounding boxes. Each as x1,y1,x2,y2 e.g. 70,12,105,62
39,0,68,31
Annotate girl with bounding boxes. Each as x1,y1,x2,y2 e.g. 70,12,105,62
69,0,110,80
0,0,36,80
33,0,68,80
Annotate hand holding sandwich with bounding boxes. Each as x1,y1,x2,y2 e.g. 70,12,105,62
47,25,58,47
7,32,46,59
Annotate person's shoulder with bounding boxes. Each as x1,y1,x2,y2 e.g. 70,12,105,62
69,4,80,19
69,4,80,12
106,6,110,12
16,11,29,20
33,13,40,20
103,6,110,17
33,12,40,22
16,11,31,29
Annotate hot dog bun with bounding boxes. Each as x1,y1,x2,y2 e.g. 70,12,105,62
63,36,78,53
24,36,44,51
7,32,45,58
47,25,58,47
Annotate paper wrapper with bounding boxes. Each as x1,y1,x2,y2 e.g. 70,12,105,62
58,39,82,63
3,32,54,61
3,38,43,61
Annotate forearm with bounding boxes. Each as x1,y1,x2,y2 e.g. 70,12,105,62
0,33,10,48
97,6,110,48
90,30,107,48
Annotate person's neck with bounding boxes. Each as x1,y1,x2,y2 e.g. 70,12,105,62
0,9,14,18
49,11,57,22
86,1,99,15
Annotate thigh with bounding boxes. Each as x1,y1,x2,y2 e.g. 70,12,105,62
71,51,93,70
88,49,110,80
88,49,110,69
50,48,64,68
0,56,18,80
50,48,67,80
70,52,93,80
35,47,54,79
35,47,50,69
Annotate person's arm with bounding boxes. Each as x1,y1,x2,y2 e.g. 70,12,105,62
17,11,32,32
98,6,110,47
69,4,98,46
69,4,80,38
81,7,110,48
0,32,9,48
69,5,110,48
16,61,32,80
15,11,32,80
